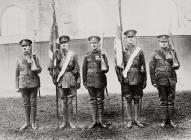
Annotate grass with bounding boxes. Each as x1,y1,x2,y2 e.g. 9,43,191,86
0,91,191,139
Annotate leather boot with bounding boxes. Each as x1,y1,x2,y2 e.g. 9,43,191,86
134,102,144,128
126,100,133,128
89,104,97,129
68,97,76,129
59,100,67,129
31,106,38,130
98,105,106,128
160,106,168,128
20,107,31,131
168,105,177,128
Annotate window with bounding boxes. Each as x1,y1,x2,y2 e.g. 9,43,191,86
1,6,26,36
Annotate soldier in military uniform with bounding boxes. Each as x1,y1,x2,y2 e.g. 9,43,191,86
115,30,147,128
82,36,109,128
49,35,81,129
149,34,180,128
16,39,42,131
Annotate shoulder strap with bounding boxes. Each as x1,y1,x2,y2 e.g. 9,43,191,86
122,47,141,78
56,51,73,82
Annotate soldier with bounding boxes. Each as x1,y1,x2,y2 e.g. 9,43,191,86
149,34,180,128
82,36,109,129
16,39,42,131
115,29,147,128
51,35,81,129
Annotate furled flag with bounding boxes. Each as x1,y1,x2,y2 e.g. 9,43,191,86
114,0,124,69
48,0,59,71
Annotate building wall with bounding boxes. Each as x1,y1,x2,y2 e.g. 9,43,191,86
0,36,190,95
0,0,191,43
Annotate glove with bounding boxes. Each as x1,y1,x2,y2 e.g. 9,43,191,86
77,83,81,89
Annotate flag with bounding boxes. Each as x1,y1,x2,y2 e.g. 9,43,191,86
114,0,124,69
48,3,59,70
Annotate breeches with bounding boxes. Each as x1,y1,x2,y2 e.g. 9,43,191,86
58,87,76,100
20,88,38,107
157,84,176,106
88,87,104,108
121,83,143,103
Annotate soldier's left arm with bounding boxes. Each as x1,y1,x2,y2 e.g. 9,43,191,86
15,59,20,90
102,53,109,73
140,50,147,89
34,56,42,74
172,49,180,70
140,50,147,81
73,54,81,85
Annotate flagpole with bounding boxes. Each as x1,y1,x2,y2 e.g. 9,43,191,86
50,0,59,121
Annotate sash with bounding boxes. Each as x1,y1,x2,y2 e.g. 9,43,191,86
122,47,141,78
57,51,73,82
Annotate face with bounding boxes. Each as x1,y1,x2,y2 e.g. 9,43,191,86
21,44,31,55
60,41,70,51
159,41,169,49
90,41,99,50
126,36,136,46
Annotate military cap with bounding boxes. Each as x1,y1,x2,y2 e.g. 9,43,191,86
19,39,32,46
59,35,70,44
88,36,101,42
157,34,169,42
123,29,137,37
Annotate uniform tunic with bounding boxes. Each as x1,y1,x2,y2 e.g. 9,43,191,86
56,51,80,98
149,48,180,105
116,47,147,102
82,49,109,106
16,54,41,89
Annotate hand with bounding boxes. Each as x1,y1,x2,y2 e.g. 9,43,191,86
142,81,147,89
153,83,157,88
16,89,20,92
77,83,81,89
49,70,53,76
72,69,78,74
118,76,123,84
83,83,87,89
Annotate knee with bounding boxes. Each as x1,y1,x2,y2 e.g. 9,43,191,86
134,99,139,104
61,98,67,104
30,98,37,107
126,97,132,104
90,97,97,105
97,97,104,107
160,101,168,107
67,97,73,105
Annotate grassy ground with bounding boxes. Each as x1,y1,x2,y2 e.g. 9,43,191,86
0,91,191,140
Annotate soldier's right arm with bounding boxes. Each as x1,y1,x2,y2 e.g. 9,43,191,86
149,52,157,86
82,55,88,88
15,59,20,91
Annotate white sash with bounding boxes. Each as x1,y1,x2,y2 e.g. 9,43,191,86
122,47,141,78
57,51,73,82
